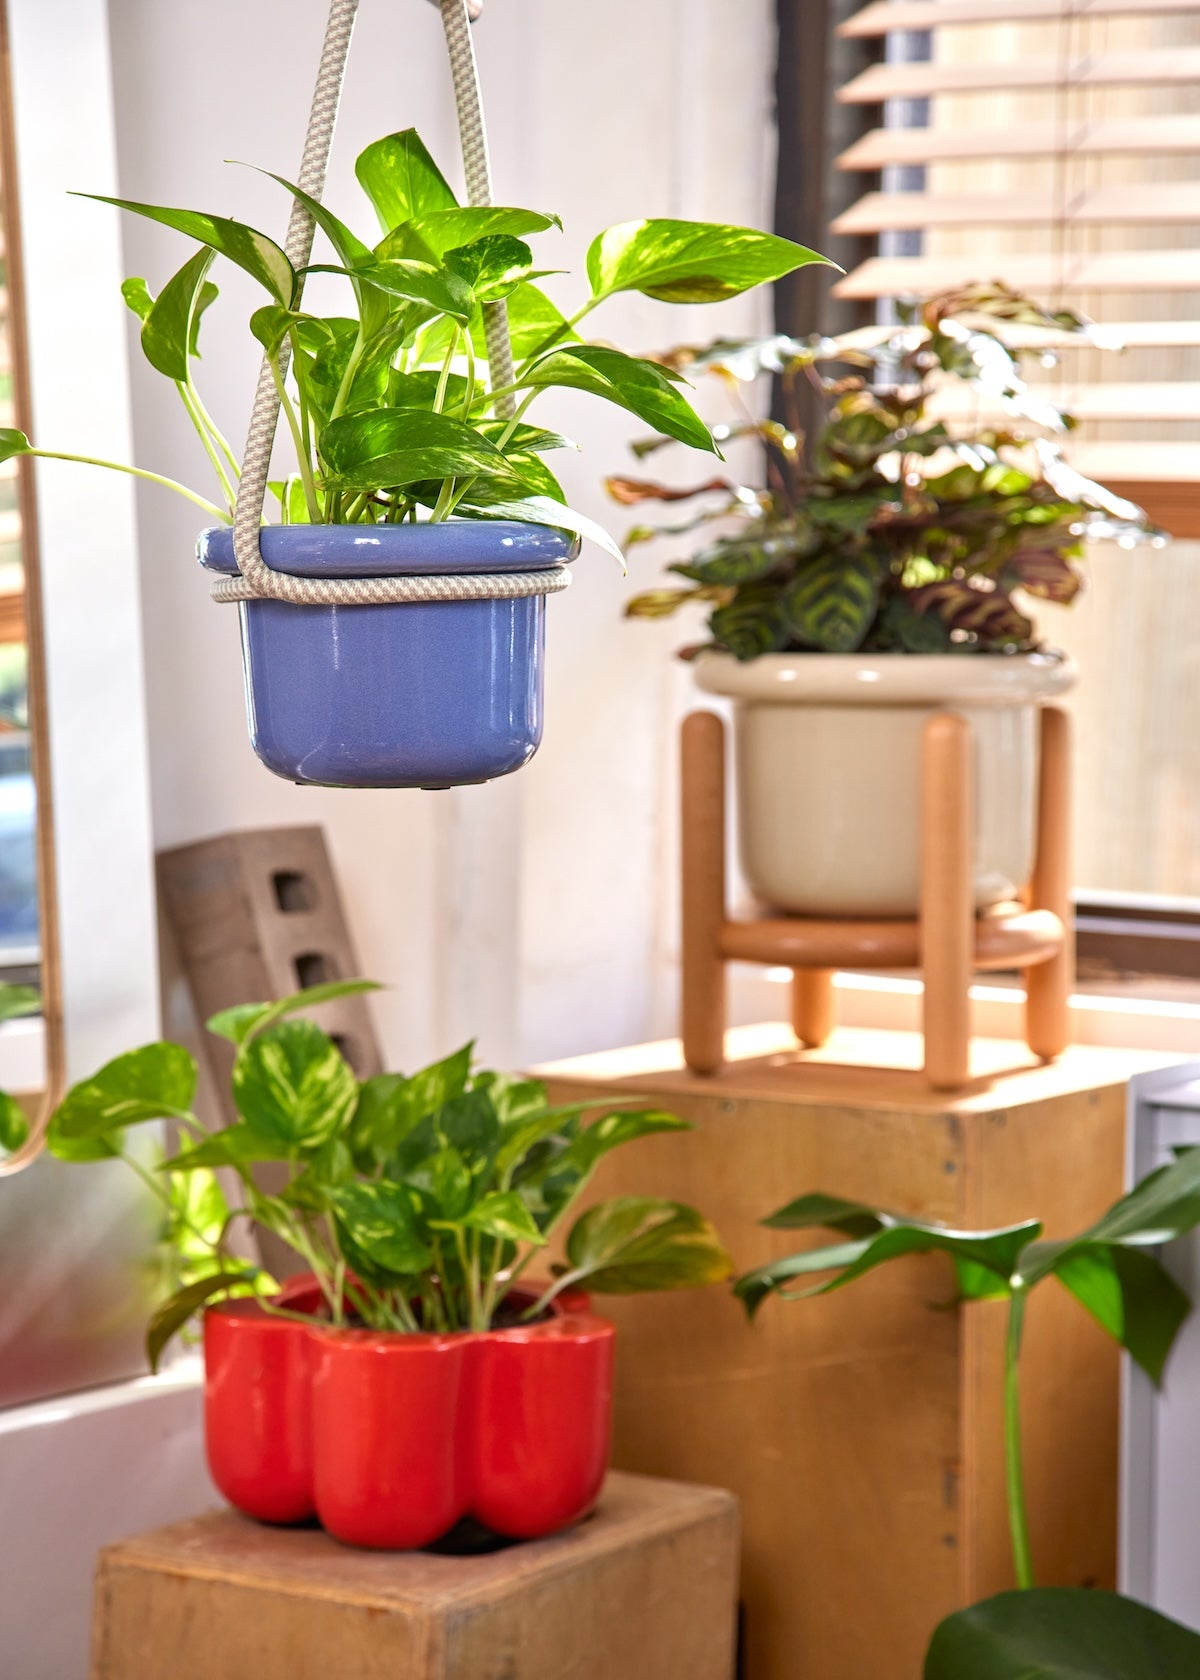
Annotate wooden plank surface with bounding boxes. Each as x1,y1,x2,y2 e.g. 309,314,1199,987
91,1473,739,1680
540,1030,1159,1680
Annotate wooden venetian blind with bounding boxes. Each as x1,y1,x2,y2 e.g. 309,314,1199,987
831,0,1200,534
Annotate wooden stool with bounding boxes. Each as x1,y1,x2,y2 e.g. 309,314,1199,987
90,1472,739,1680
682,706,1073,1090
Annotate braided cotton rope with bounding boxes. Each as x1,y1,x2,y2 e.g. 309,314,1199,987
217,0,567,608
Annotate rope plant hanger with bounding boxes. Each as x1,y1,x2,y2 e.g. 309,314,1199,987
0,0,826,791
219,0,569,610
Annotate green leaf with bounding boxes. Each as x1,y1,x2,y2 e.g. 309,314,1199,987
494,282,579,358
139,246,218,380
445,235,547,303
782,553,881,652
521,345,716,455
397,206,561,261
1049,1244,1190,1386
353,1045,476,1161
146,1270,258,1374
0,1091,28,1152
121,277,154,323
463,1190,545,1247
587,218,832,305
0,983,40,1024
206,978,381,1047
232,1020,357,1149
160,1122,292,1172
762,1192,892,1239
734,1215,1040,1319
329,1180,432,1282
476,1072,551,1126
406,1145,474,1221
310,257,474,323
355,129,458,235
75,194,294,305
924,1588,1200,1680
52,1044,197,1141
457,495,619,566
563,1196,732,1293
319,407,517,493
0,428,31,465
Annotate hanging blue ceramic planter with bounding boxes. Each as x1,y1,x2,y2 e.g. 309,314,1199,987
199,522,574,790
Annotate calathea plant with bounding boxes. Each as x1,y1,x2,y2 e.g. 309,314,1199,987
622,283,1162,654
0,129,828,563
44,979,732,1366
736,1149,1200,1678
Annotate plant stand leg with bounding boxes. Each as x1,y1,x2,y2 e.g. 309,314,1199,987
792,969,835,1049
1025,705,1073,1061
921,712,974,1090
681,712,728,1076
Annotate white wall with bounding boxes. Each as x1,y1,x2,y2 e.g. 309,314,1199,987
105,0,779,1073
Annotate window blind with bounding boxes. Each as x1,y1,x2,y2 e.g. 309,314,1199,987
831,0,1200,533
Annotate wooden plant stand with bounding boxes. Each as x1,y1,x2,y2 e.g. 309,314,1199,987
682,706,1073,1090
90,1473,739,1680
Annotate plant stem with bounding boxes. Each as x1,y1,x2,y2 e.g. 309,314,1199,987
267,356,320,522
185,377,242,482
26,449,227,520
434,327,461,414
177,382,237,514
1005,1287,1036,1590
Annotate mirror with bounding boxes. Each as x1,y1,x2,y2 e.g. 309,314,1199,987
0,0,60,1165
0,0,162,1407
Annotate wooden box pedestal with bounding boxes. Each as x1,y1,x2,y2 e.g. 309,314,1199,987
90,1473,738,1680
541,1026,1166,1680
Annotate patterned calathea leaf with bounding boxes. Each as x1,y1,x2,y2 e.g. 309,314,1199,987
670,530,798,588
908,580,1033,648
709,585,791,660
1005,540,1083,604
782,552,881,653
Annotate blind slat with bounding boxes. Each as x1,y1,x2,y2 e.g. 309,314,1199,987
833,182,1200,233
841,0,1200,38
839,49,1200,102
1069,442,1200,481
829,321,1200,350
930,382,1200,421
838,115,1200,169
832,251,1200,298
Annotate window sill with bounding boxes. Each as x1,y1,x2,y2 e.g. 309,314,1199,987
730,968,1200,1057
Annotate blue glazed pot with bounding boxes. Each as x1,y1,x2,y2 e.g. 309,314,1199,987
198,522,573,789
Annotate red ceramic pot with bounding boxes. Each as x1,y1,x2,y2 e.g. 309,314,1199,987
203,1278,615,1550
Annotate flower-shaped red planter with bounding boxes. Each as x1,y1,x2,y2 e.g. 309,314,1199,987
203,1278,615,1550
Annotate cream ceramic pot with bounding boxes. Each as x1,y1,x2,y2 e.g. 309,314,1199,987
694,651,1077,918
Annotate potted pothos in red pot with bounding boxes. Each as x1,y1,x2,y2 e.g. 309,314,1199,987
45,980,730,1550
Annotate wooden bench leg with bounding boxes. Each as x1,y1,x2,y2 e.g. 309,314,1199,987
681,712,728,1076
921,712,974,1091
792,969,835,1049
1025,705,1073,1061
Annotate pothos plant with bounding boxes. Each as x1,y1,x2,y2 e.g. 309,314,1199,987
0,129,828,564
735,1147,1200,1678
0,982,45,1155
622,283,1163,656
43,979,732,1367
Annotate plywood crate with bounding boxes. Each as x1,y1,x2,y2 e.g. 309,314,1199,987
539,1025,1168,1680
91,1472,739,1680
